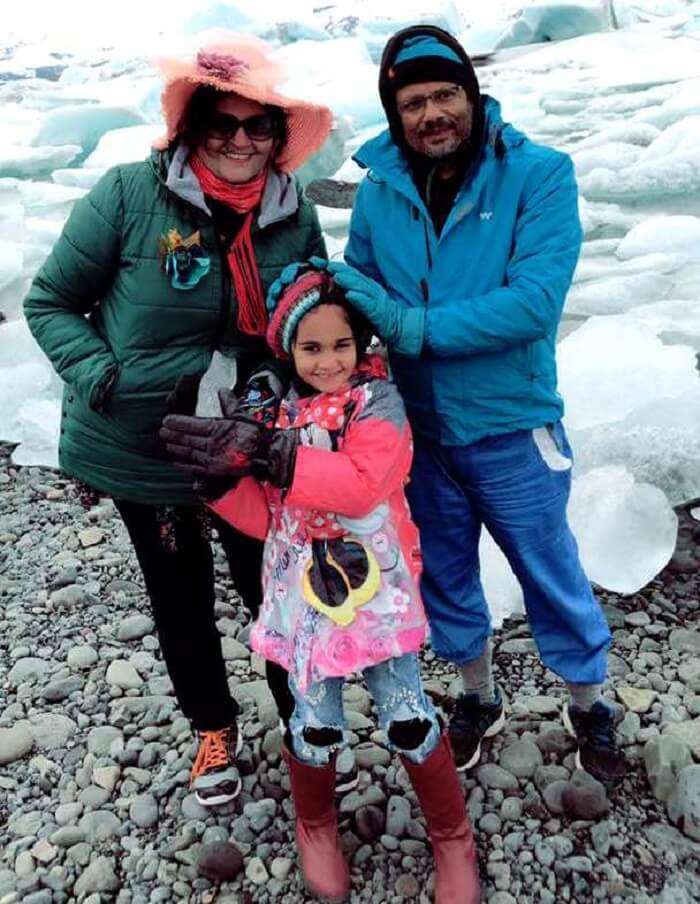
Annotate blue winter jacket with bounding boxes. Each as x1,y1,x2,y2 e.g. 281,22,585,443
345,96,582,446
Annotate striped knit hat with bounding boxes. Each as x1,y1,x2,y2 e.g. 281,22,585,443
266,268,336,359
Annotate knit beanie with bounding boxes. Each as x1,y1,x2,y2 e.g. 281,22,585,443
378,25,484,164
266,268,372,361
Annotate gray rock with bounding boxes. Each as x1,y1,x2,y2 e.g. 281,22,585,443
667,765,700,840
87,727,122,756
625,611,651,627
644,735,693,803
565,855,593,874
500,638,537,655
79,810,122,843
608,653,631,678
42,676,83,702
181,794,210,821
591,821,611,856
106,659,143,690
662,719,700,756
543,780,569,815
232,680,278,728
561,771,609,819
245,857,269,885
0,723,33,765
117,614,154,642
670,629,700,655
340,786,386,815
130,794,159,829
479,813,502,835
500,797,523,822
476,764,519,791
67,645,98,670
385,795,411,836
534,841,556,867
270,857,293,881
74,856,120,896
28,713,77,750
499,739,543,778
50,826,87,847
49,584,88,610
55,802,83,826
355,742,391,769
523,696,561,717
7,657,50,686
221,636,250,661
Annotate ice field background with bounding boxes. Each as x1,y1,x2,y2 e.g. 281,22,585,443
1,0,700,618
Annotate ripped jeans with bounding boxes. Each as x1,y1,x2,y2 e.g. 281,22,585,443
289,653,441,766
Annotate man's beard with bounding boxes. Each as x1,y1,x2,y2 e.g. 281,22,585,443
414,114,471,160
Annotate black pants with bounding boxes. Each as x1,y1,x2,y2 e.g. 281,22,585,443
114,499,294,731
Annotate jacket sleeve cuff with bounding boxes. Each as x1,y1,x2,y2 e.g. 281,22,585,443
395,307,425,358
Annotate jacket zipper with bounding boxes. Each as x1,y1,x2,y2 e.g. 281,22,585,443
214,231,232,348
413,206,433,305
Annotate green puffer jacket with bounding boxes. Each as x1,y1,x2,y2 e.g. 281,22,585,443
24,145,325,504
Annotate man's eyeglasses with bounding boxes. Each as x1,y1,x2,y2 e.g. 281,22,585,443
397,84,464,118
204,111,277,142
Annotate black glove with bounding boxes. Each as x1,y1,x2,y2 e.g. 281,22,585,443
160,408,269,478
252,429,299,489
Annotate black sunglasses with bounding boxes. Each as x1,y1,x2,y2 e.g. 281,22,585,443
204,111,277,142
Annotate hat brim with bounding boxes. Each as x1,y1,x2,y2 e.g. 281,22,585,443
153,54,332,173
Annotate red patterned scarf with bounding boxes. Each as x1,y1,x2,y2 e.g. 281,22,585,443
190,153,268,336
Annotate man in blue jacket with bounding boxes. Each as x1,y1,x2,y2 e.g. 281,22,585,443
328,25,625,784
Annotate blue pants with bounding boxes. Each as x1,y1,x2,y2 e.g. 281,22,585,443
405,423,610,684
289,653,441,766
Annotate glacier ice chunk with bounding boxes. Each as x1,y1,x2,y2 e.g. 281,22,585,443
567,466,677,594
83,124,162,169
11,399,61,469
0,144,81,179
32,104,148,161
617,214,700,261
558,317,698,430
0,241,23,294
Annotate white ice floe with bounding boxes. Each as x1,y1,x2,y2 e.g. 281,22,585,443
0,321,60,445
0,241,23,294
32,104,148,161
51,168,106,190
567,466,678,593
565,270,673,315
558,317,698,429
493,2,615,51
617,214,700,261
572,142,641,177
0,144,81,179
633,79,700,129
83,124,162,169
578,144,700,204
569,391,700,505
11,399,61,469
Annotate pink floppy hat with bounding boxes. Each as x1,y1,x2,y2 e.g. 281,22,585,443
152,32,333,173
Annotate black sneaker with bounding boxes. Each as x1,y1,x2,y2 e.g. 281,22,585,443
190,724,243,807
562,700,627,785
449,689,506,772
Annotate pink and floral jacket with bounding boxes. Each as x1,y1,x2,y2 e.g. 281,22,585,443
210,357,428,692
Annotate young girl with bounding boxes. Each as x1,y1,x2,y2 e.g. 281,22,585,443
162,267,480,904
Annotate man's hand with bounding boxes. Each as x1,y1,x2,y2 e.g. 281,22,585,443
160,412,267,478
326,261,425,357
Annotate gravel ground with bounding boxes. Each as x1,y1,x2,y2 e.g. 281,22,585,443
1,443,699,904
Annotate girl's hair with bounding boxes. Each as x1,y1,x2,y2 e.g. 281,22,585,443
291,287,374,363
177,85,287,149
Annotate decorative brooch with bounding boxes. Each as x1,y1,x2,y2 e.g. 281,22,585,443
158,228,210,290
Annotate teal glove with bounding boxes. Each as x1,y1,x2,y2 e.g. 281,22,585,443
266,256,329,313
326,262,425,357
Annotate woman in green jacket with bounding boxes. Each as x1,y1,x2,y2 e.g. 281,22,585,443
24,34,332,807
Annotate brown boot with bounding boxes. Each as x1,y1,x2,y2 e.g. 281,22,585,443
400,730,481,904
283,745,350,902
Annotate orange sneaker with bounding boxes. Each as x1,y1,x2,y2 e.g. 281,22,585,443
190,724,242,807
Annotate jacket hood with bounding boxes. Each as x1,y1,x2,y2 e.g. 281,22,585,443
378,24,485,176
